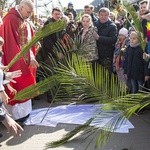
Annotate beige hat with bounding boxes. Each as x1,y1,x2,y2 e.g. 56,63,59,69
119,27,128,37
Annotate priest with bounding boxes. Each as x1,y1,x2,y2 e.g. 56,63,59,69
0,0,39,123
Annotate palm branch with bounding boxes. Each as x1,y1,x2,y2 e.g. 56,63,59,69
122,0,146,51
44,118,94,149
44,90,150,150
14,49,126,101
14,36,127,149
13,30,150,149
5,20,66,70
44,38,150,148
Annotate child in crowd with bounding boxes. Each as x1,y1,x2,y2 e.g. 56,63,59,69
113,27,129,84
124,31,149,93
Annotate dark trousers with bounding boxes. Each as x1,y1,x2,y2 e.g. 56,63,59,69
130,79,144,93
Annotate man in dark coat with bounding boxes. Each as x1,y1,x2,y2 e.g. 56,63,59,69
42,7,65,102
84,5,98,26
95,7,118,72
42,7,65,60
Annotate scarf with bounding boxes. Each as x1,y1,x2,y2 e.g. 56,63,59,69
130,42,140,48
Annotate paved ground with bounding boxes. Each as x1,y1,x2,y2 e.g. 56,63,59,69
0,94,150,150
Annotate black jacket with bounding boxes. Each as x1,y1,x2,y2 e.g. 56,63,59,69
42,18,65,59
124,45,149,81
65,8,77,19
95,19,117,61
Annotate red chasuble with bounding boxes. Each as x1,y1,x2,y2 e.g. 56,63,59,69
0,8,36,105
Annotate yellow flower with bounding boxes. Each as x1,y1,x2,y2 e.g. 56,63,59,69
146,22,150,30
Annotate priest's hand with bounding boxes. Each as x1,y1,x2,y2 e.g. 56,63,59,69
30,59,39,68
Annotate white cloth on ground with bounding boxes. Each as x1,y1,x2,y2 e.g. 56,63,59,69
25,104,134,133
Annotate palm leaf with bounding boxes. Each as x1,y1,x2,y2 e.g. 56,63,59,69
43,65,150,149
122,0,146,51
14,51,129,149
14,75,59,100
14,53,126,102
44,118,94,149
13,29,150,150
6,20,66,70
42,4,150,149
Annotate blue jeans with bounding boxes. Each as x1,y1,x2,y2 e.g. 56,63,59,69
130,79,144,93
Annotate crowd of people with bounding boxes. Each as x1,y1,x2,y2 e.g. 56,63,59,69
0,0,150,139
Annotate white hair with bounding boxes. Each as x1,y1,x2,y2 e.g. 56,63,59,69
19,0,34,10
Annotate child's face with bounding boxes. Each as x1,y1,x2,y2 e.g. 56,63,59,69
68,5,73,9
130,33,139,46
118,34,126,42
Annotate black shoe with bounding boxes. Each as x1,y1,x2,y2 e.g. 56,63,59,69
15,114,30,127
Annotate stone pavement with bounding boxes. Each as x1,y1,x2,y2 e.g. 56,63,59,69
0,95,150,150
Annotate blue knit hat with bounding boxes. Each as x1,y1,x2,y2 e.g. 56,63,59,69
68,2,73,7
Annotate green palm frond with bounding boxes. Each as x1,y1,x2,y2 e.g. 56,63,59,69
52,92,149,149
75,11,83,22
6,20,66,70
44,118,94,149
14,33,125,101
122,0,146,51
12,24,150,150
44,77,150,149
15,53,126,102
14,75,59,100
